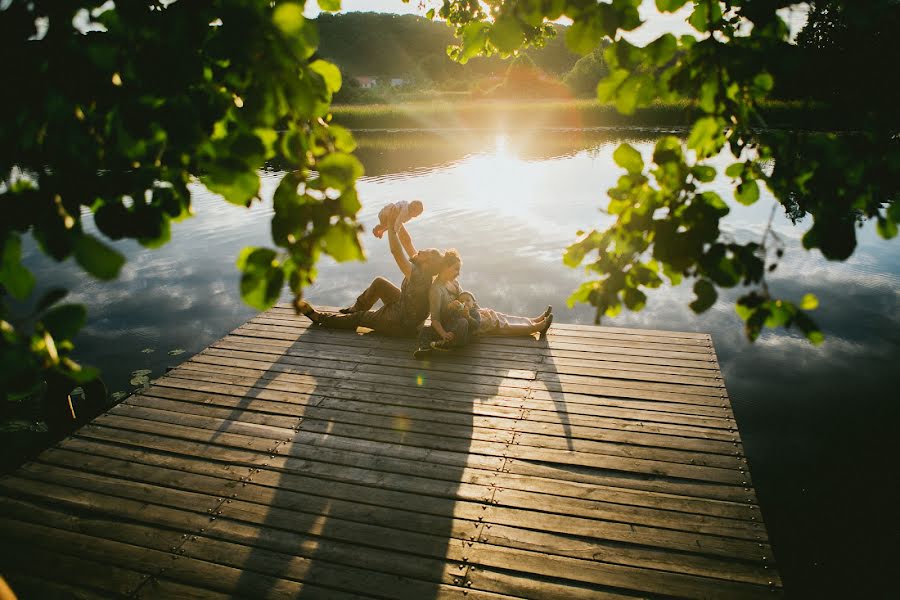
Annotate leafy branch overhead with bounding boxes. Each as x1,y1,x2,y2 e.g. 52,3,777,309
1,1,363,398
437,0,898,344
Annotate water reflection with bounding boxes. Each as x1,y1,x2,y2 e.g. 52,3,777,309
18,129,900,597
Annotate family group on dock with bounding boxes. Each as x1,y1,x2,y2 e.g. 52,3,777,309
297,200,553,357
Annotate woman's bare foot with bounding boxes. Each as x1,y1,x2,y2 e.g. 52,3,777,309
539,313,553,338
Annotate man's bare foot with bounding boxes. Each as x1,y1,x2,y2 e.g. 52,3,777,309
295,299,321,324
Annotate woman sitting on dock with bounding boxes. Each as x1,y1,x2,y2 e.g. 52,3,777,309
417,252,554,356
296,224,451,337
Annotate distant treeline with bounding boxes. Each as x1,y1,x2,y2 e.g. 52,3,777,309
314,8,899,124
313,12,599,101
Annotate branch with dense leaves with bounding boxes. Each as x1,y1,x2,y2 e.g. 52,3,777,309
1,1,363,403
432,0,898,343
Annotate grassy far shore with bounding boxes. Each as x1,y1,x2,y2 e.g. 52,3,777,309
331,98,843,131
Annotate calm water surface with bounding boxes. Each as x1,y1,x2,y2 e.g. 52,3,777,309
20,129,899,597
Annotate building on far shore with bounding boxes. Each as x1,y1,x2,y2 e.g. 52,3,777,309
353,76,407,89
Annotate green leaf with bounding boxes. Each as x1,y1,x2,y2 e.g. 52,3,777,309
800,293,819,310
806,330,825,346
490,16,525,53
622,287,647,311
202,164,260,206
876,216,897,240
310,59,342,94
0,235,35,300
37,288,68,312
656,0,690,11
735,180,760,206
317,0,340,12
688,5,708,32
457,22,489,64
316,152,364,191
763,301,792,328
426,8,435,20
272,3,306,35
597,69,629,103
322,224,364,262
328,124,357,154
689,279,716,313
687,116,722,158
753,72,774,93
236,247,284,310
691,165,716,183
566,18,605,55
73,235,125,280
567,280,599,308
725,162,744,178
41,304,87,341
613,144,644,175
645,33,677,66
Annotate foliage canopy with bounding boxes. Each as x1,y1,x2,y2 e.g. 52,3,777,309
435,0,898,343
1,0,898,420
1,1,363,402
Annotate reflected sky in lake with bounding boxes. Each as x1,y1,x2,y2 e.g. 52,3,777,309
20,128,899,597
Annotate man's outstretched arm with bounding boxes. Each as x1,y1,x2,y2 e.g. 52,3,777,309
397,223,417,259
388,226,412,278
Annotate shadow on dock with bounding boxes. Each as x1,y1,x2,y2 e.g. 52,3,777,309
225,323,514,597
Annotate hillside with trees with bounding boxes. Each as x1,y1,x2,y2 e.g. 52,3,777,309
314,12,583,99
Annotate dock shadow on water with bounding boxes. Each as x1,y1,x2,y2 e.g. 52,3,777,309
216,315,518,598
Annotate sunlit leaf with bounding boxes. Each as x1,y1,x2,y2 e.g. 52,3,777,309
490,16,525,53
322,224,364,262
318,0,340,12
316,152,364,190
800,293,819,310
613,144,644,175
310,59,342,94
272,2,305,35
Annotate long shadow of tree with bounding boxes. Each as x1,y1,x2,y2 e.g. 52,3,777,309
218,317,522,597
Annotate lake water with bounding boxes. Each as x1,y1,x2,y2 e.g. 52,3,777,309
19,129,899,597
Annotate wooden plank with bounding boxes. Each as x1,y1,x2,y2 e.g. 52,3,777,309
100,400,746,479
154,366,736,424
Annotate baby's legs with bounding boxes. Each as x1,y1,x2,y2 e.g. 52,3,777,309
372,214,391,238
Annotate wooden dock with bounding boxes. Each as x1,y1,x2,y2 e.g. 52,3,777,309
0,304,782,598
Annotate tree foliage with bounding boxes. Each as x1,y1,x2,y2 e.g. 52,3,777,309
437,0,898,344
1,1,363,404
2,0,898,418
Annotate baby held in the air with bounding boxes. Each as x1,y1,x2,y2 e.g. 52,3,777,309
373,200,424,239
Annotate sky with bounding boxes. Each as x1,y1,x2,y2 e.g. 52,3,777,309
304,0,810,45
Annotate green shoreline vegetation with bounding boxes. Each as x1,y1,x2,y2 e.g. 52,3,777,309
332,99,841,132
